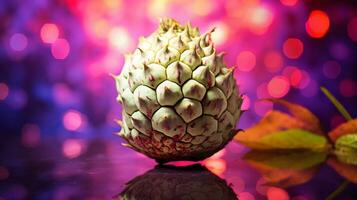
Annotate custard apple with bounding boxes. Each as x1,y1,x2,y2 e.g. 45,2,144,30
114,19,243,163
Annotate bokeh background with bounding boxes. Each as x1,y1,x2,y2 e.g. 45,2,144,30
1,0,357,140
0,0,357,199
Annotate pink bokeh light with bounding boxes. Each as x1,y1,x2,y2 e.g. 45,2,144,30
40,23,59,44
305,10,330,39
267,187,290,200
51,39,70,59
0,83,9,101
283,38,304,59
267,76,290,98
237,50,256,72
339,79,357,97
63,110,83,131
62,139,84,159
264,50,283,72
347,17,357,42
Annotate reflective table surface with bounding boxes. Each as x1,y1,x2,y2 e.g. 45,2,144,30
0,138,356,200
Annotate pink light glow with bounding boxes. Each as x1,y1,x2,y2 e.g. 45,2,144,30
204,158,227,176
63,110,83,131
256,177,269,195
268,76,290,98
238,192,255,200
237,51,256,72
53,83,73,105
280,0,298,6
62,139,83,159
40,23,59,44
254,101,273,116
210,149,226,159
290,69,302,87
88,18,110,40
257,82,270,99
296,70,310,89
249,6,274,35
21,124,41,148
0,83,9,100
305,10,330,39
283,38,303,59
230,175,246,193
264,50,283,72
9,33,28,52
170,161,198,167
210,22,229,45
339,79,357,97
267,187,290,200
108,27,133,53
283,66,303,88
51,38,70,59
241,95,250,110
347,17,357,42
189,0,215,16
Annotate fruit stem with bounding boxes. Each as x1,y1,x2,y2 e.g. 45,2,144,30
320,87,352,121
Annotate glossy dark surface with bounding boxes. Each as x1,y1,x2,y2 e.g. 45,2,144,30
0,139,356,200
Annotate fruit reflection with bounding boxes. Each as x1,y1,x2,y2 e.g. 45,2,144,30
119,164,237,200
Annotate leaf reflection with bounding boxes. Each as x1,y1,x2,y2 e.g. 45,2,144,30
328,157,357,184
243,150,327,188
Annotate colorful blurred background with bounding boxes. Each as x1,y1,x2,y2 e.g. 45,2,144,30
0,0,357,199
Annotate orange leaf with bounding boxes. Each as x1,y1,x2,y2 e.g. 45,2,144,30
235,110,305,148
328,119,357,142
327,157,357,184
264,99,323,134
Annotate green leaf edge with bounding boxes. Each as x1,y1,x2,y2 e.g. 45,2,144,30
321,87,352,121
238,128,329,151
259,129,328,151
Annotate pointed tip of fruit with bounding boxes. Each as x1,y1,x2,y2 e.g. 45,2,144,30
230,66,238,72
121,143,133,148
218,52,226,58
109,73,117,80
227,67,235,74
114,119,123,126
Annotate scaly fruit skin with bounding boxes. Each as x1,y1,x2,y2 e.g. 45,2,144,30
115,19,243,163
119,165,237,200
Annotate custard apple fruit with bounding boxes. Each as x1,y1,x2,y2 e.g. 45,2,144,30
114,19,243,163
